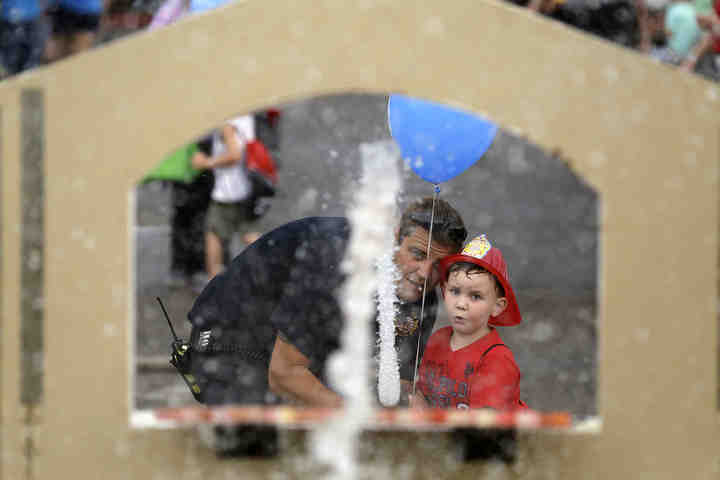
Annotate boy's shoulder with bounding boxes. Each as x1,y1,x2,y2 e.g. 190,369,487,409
454,329,515,365
477,331,520,374
427,326,453,344
462,328,505,353
424,327,454,355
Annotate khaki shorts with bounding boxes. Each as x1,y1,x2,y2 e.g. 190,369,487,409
206,199,252,249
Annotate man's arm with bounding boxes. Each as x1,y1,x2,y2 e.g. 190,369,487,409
268,334,343,407
405,378,429,408
408,392,429,408
681,32,713,71
190,124,245,169
210,123,246,168
635,0,653,53
191,150,212,169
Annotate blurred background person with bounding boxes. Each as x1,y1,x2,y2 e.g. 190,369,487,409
45,0,106,61
191,115,257,281
641,0,712,71
692,0,720,79
147,0,186,29
169,137,215,289
0,0,48,78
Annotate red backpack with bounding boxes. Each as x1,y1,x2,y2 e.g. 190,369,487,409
244,139,278,219
245,139,277,184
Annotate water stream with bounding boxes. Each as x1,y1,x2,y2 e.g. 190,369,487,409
309,141,402,479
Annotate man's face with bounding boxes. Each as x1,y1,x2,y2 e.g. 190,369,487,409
393,226,456,303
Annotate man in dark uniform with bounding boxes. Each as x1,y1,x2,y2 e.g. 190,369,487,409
185,197,467,408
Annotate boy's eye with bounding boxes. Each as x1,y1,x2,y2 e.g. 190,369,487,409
449,287,460,295
411,249,425,260
472,294,482,301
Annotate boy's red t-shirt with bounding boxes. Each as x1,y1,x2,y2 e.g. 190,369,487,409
416,327,525,411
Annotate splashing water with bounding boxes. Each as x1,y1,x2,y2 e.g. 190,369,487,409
310,141,402,479
376,251,401,406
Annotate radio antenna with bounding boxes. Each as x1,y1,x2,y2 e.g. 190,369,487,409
156,297,179,342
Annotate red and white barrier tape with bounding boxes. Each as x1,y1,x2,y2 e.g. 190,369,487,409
133,406,573,430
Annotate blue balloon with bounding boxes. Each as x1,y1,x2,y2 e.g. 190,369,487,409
388,95,497,184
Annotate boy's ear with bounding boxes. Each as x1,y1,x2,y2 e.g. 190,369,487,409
394,227,401,245
492,297,508,317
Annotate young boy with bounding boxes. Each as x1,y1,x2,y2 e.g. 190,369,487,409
411,234,526,411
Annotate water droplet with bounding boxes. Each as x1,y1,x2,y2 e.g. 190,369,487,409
532,322,554,342
71,178,86,191
295,188,318,213
304,67,323,83
321,107,338,125
423,16,445,36
290,21,306,38
112,284,124,308
633,327,650,343
83,236,96,250
25,248,41,271
243,57,258,74
663,177,683,190
104,323,118,337
508,145,530,174
31,296,44,311
630,103,649,123
114,440,130,458
705,87,718,102
572,70,587,85
604,66,619,84
683,152,697,167
202,358,219,374
589,151,607,168
688,135,704,148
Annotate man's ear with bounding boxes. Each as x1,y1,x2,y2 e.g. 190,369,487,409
492,297,508,317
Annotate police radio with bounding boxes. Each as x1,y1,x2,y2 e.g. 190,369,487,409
156,297,205,403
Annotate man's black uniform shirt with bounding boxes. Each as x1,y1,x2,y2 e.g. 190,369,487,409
187,216,437,403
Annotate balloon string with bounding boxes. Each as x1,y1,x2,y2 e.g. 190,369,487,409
412,185,439,396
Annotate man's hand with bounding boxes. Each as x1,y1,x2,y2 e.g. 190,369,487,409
397,379,413,406
399,379,429,408
191,122,246,170
409,392,429,409
191,151,213,170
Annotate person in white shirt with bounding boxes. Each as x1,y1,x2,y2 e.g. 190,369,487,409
191,115,257,280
